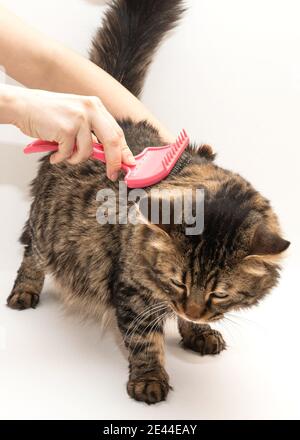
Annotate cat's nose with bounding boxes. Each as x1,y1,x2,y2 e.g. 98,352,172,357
184,301,204,320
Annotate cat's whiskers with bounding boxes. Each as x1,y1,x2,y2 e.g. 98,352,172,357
125,303,169,349
227,312,259,327
131,313,165,358
124,302,169,339
128,307,170,357
215,317,236,346
223,315,242,328
126,304,169,350
132,312,170,360
144,310,172,359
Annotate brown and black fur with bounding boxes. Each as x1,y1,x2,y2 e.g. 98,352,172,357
90,0,185,98
7,0,290,404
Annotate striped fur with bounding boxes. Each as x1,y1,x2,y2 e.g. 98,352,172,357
7,0,289,404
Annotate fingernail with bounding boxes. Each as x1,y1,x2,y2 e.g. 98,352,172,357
127,154,136,165
110,172,119,182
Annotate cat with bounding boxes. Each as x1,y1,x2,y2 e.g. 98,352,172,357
7,0,290,404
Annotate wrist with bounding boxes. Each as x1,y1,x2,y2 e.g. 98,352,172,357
0,85,25,126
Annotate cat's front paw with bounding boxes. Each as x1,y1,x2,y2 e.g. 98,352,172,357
7,291,39,310
127,369,170,404
182,329,226,356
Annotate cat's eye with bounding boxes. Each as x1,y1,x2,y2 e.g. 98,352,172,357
170,278,185,289
211,291,229,299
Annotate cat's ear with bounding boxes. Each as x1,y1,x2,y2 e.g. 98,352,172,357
197,144,216,161
250,224,290,256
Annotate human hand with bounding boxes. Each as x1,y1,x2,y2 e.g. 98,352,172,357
8,87,136,180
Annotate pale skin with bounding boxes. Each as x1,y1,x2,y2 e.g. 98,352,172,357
0,5,174,181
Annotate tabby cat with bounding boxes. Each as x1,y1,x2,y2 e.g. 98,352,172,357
7,0,290,404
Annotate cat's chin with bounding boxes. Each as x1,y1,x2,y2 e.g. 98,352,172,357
170,304,225,324
173,310,211,325
208,314,224,322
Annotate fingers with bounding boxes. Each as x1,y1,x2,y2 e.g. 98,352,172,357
121,141,136,166
90,102,135,180
44,94,136,179
102,129,135,180
91,115,122,180
100,129,123,181
50,136,74,164
67,127,93,165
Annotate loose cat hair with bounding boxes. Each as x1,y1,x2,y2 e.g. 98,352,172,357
8,0,290,404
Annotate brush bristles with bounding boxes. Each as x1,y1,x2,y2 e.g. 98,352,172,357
162,130,189,168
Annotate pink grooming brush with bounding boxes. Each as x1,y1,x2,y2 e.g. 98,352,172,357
24,130,190,189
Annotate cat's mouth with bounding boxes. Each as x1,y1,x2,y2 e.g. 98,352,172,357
170,302,224,324
208,312,224,322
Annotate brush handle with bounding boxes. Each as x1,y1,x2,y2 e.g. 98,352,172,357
25,139,136,170
24,139,106,162
24,129,189,189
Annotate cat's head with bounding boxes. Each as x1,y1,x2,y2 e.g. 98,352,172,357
126,158,290,324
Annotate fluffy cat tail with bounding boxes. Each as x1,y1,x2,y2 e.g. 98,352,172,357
90,0,185,98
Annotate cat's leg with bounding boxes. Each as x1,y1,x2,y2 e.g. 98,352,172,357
116,297,170,404
7,243,45,310
178,318,226,355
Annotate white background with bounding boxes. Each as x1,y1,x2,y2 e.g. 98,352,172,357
0,0,299,420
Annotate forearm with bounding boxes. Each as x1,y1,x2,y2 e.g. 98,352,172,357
0,5,174,142
34,45,174,142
